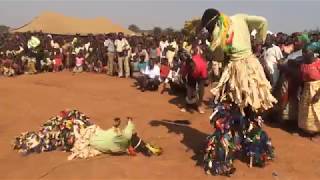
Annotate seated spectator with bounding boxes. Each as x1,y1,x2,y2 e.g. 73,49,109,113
25,53,37,75
139,59,160,92
73,51,85,73
2,54,15,77
93,60,103,73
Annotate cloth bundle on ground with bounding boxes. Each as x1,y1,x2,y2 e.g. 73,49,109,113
13,109,162,160
204,103,274,176
13,109,92,154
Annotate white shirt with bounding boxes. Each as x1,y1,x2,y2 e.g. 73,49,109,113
263,44,283,74
144,64,160,79
84,42,91,52
115,38,130,53
166,41,178,61
159,40,169,58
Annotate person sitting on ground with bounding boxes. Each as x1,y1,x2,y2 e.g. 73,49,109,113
25,53,37,75
73,51,85,73
2,54,15,77
40,50,50,72
93,60,103,73
139,59,160,92
0,53,5,75
12,56,23,75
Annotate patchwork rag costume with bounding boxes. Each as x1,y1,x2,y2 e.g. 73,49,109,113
204,103,274,176
13,109,161,160
206,13,277,113
201,9,275,176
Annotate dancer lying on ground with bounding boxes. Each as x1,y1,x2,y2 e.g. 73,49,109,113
13,109,162,160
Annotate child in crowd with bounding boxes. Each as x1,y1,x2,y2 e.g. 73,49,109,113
53,50,63,72
73,51,84,73
160,58,171,94
93,60,103,73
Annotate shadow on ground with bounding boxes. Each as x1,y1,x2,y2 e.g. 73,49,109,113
149,119,208,166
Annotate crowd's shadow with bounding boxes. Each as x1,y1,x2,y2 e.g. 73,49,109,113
264,120,313,139
149,119,208,166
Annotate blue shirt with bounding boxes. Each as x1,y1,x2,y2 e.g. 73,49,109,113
137,61,147,73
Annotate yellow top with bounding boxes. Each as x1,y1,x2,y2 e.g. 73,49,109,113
211,14,268,61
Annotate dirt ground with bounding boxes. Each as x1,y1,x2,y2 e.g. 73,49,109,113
0,72,319,180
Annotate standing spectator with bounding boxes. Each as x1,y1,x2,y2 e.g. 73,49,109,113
263,35,283,88
159,36,168,59
166,37,178,67
149,42,159,60
104,34,116,76
115,32,131,78
298,42,320,142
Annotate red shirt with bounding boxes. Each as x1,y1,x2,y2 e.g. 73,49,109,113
192,54,208,79
160,64,170,78
54,55,63,66
301,59,320,82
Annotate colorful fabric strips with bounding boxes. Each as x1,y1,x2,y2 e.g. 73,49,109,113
204,102,274,176
13,109,93,155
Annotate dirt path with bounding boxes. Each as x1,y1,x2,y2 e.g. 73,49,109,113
0,72,319,180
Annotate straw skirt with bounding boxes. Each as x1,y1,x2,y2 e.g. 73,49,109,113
211,55,277,114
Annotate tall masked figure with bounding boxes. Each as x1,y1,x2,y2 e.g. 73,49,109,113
201,9,277,115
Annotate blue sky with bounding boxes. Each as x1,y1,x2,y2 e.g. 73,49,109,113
0,0,319,33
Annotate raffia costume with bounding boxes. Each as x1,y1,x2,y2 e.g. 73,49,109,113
210,14,277,113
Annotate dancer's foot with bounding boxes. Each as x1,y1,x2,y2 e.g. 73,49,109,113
180,108,187,112
198,107,205,114
311,134,320,144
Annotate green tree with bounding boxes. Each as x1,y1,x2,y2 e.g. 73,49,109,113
182,18,201,36
153,27,162,36
128,24,140,33
164,27,174,36
0,25,9,33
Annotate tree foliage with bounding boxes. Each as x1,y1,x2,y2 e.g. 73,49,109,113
152,27,162,36
182,18,201,36
0,25,9,33
128,24,140,33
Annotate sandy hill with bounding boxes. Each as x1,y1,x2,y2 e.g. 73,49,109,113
12,11,133,35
